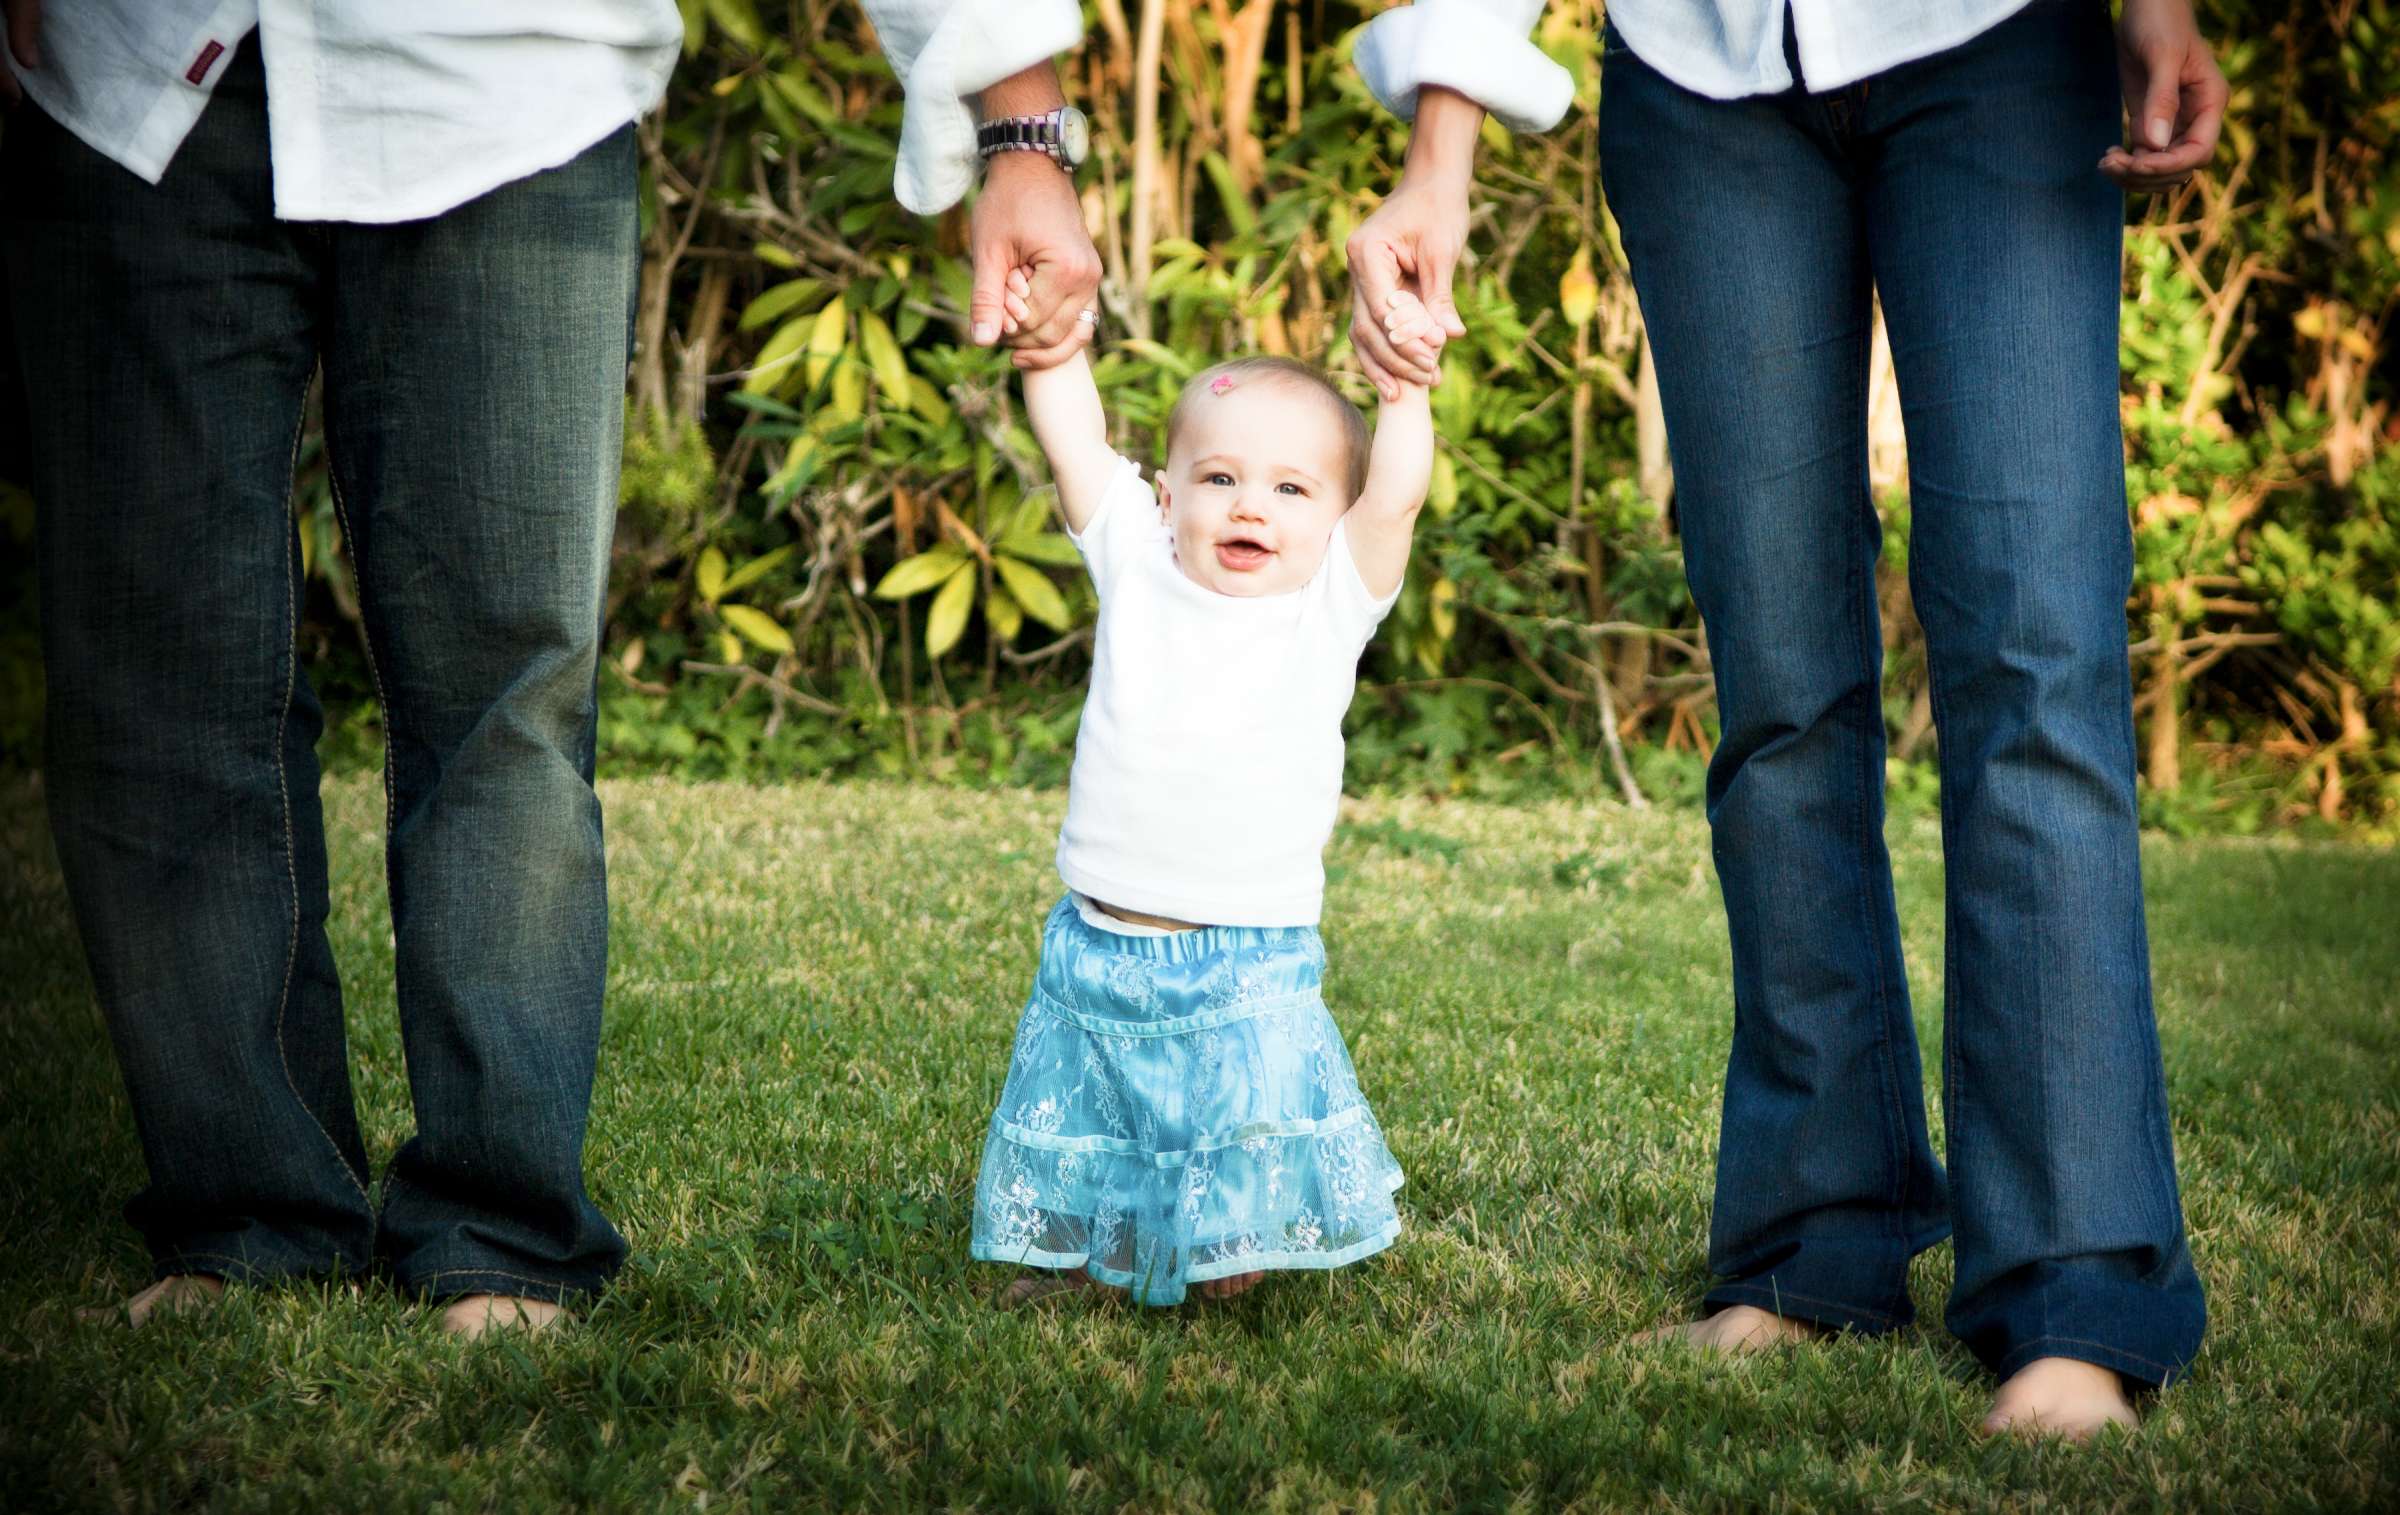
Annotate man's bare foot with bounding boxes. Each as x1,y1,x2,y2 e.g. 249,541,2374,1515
1196,1271,1264,1301
1980,1356,2139,1442
1632,1303,1827,1352
439,1294,565,1339
80,1273,226,1327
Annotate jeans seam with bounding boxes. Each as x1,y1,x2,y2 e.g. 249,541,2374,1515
275,385,371,1207
1847,313,1909,1245
321,463,398,874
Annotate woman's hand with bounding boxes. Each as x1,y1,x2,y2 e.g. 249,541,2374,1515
2101,0,2227,192
1348,86,1482,402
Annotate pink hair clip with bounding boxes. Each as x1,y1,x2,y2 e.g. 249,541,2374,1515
1208,374,1236,395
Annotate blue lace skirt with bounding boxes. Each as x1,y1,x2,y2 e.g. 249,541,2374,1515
971,897,1405,1305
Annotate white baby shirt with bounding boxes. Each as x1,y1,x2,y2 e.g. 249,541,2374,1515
1056,457,1400,928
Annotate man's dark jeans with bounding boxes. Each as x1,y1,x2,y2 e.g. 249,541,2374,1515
1600,0,2207,1383
2,36,631,1302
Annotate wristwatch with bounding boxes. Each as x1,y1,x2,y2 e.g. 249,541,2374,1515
975,106,1090,174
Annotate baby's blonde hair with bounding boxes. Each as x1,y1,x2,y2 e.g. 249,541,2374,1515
1164,356,1371,500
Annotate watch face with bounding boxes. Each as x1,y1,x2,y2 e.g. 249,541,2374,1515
1059,107,1091,167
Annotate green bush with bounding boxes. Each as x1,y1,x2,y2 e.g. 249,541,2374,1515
3,0,2392,837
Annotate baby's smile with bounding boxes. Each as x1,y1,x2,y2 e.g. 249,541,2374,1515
1214,532,1275,572
1160,378,1357,597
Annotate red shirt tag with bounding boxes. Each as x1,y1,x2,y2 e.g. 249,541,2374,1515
186,40,225,85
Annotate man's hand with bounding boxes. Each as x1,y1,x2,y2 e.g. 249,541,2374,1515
968,61,1101,371
1348,86,1481,402
1,0,43,110
970,153,1101,370
2101,0,2227,192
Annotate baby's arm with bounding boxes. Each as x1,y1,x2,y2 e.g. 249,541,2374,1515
1345,293,1440,598
1007,270,1117,534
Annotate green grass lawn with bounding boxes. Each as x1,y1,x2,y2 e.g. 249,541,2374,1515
3,774,2395,1511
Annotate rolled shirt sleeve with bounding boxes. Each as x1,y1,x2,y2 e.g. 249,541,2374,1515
1352,0,1574,134
859,0,1086,214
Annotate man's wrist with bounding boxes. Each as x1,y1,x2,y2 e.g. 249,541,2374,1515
976,61,1066,122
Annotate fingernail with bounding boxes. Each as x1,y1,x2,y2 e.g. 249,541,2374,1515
972,321,996,345
2147,117,2171,149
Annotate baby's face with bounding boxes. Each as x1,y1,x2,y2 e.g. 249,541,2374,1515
1158,381,1353,597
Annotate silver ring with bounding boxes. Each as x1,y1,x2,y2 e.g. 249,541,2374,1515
1077,308,1099,326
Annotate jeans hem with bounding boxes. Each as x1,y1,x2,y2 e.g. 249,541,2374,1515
1990,1333,2187,1390
1702,1279,1907,1335
150,1247,360,1288
395,1265,609,1307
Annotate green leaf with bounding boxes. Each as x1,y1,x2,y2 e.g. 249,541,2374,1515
924,562,975,657
1200,152,1256,235
717,628,744,664
984,585,1023,642
696,546,729,604
737,278,826,332
858,310,911,399
804,296,847,391
753,240,797,269
719,544,795,598
720,603,794,655
872,543,971,600
771,69,837,128
1005,490,1052,540
1113,338,1195,377
994,555,1071,631
1428,451,1457,518
743,315,812,395
704,0,765,51
830,354,865,419
760,436,819,500
906,376,953,428
996,529,1081,568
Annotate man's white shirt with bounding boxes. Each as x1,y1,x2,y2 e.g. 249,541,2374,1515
6,0,682,223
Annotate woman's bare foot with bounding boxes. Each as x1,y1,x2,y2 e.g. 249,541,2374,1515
439,1293,565,1339
1980,1356,2139,1442
1196,1270,1264,1301
1632,1303,1827,1352
80,1274,226,1327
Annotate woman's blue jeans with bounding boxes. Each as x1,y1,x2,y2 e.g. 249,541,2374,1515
1,35,631,1302
1600,0,2206,1383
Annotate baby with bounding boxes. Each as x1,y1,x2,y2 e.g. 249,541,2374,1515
969,280,1440,1306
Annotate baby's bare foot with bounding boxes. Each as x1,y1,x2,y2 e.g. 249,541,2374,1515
81,1273,226,1327
439,1293,565,1339
1196,1270,1264,1301
1632,1303,1826,1352
999,1271,1109,1309
1980,1357,2139,1442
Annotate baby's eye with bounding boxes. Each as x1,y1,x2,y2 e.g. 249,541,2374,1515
1204,471,1234,487
1276,481,1306,496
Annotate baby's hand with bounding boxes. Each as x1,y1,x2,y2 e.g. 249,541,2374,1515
1003,266,1035,336
1379,290,1445,385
